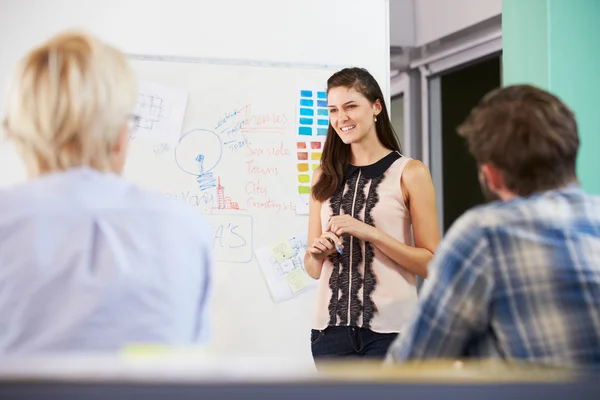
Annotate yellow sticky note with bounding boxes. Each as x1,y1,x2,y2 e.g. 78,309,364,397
298,174,310,183
285,267,311,293
120,344,208,358
270,240,295,262
298,185,311,194
121,344,171,356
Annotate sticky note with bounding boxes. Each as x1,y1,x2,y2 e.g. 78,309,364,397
297,152,308,160
311,152,322,161
312,163,319,171
285,267,311,293
297,163,309,172
298,185,311,194
297,141,307,149
271,240,295,263
120,344,208,359
311,142,321,149
300,108,314,116
298,127,312,136
298,174,310,183
121,344,171,356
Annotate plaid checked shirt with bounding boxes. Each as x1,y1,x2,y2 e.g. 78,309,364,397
387,184,600,368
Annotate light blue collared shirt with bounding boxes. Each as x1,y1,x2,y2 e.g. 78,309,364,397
0,167,213,354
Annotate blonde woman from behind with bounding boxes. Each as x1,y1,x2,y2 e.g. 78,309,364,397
0,31,213,354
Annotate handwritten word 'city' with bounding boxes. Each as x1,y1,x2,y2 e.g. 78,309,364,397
245,179,268,196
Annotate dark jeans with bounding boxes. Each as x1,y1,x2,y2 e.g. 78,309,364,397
310,326,398,361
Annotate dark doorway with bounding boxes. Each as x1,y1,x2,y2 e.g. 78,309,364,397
440,54,501,232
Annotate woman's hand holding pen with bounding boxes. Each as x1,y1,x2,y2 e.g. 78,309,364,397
326,215,376,242
306,214,378,262
306,231,343,261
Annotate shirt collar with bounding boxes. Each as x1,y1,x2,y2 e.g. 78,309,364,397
344,151,401,180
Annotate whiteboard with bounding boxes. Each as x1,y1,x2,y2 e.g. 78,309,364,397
0,0,391,363
124,57,341,361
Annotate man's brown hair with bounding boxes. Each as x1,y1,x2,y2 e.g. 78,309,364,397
458,84,579,196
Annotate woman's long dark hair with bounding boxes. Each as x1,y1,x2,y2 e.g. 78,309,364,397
311,67,402,202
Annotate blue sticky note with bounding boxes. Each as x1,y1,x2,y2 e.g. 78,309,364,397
300,108,314,116
298,127,312,135
300,90,313,97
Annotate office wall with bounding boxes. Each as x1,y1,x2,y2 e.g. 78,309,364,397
503,0,600,194
390,0,502,47
414,0,501,45
391,95,406,151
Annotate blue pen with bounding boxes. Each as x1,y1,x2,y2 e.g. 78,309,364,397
326,237,343,255
335,242,343,255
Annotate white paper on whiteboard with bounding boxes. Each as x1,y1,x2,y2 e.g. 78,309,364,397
255,232,317,303
132,81,188,145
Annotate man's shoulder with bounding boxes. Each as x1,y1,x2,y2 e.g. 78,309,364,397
443,205,491,241
458,198,538,229
434,202,514,264
442,187,600,247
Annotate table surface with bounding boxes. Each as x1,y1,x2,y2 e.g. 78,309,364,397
0,354,597,400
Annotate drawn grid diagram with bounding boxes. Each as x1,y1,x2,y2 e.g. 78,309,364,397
296,89,328,195
136,93,166,129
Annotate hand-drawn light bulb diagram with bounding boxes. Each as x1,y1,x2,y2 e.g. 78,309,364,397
175,128,222,192
174,128,240,210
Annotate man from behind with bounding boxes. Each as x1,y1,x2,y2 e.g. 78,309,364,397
386,84,600,368
0,31,212,353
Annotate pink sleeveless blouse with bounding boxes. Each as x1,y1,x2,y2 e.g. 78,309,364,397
313,152,418,333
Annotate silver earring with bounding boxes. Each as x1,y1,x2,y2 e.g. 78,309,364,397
375,117,378,122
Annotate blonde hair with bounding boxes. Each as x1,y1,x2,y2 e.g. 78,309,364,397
3,31,137,176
